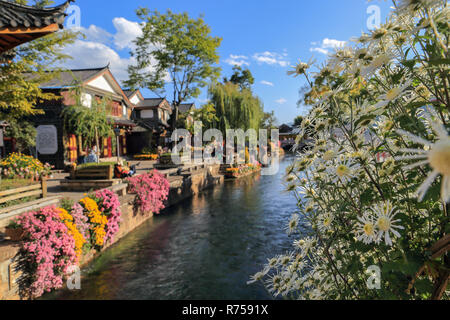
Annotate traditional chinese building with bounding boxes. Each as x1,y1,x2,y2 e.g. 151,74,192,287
31,65,138,169
126,91,174,154
0,0,72,54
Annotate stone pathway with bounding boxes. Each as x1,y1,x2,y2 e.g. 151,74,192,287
46,160,201,202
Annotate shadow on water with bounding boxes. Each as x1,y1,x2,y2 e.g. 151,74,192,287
43,156,298,300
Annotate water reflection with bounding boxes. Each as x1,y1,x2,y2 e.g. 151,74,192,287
44,156,298,300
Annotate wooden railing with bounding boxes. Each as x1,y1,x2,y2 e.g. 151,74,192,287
0,179,47,207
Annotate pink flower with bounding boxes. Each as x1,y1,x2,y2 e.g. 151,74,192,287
94,189,122,244
14,206,77,298
127,170,170,215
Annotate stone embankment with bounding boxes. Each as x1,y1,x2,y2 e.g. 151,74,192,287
0,164,223,300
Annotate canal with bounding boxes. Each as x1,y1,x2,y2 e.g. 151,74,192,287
44,156,298,300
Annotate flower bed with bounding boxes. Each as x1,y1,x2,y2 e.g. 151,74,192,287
10,189,123,298
0,153,53,180
134,154,159,161
127,170,170,214
225,163,261,179
8,169,171,299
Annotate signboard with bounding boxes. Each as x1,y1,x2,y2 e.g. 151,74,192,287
0,128,3,148
36,125,58,155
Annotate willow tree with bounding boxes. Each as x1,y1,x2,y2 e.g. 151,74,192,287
62,87,114,163
125,9,222,132
209,82,264,133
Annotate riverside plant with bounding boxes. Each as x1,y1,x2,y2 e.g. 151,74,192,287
252,1,450,300
127,170,170,214
13,195,123,299
14,206,77,298
94,189,122,243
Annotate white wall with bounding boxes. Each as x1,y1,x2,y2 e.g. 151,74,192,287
88,75,116,94
141,110,154,118
130,95,140,104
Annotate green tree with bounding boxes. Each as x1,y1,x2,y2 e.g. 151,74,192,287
224,65,255,90
125,8,222,131
62,86,114,163
293,115,304,127
262,111,278,130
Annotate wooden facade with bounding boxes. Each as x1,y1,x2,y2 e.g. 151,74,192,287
31,66,136,169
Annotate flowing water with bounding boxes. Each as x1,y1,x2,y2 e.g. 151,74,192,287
44,156,298,300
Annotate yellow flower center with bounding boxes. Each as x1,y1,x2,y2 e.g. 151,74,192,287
323,217,332,227
428,139,450,175
323,150,335,161
336,165,351,177
364,223,375,236
386,87,401,101
377,216,391,232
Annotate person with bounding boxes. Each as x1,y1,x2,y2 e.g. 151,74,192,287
114,160,137,179
85,146,98,163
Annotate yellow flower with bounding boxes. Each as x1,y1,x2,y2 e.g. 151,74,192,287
57,208,86,260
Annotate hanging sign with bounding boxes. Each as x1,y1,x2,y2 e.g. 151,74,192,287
36,125,58,155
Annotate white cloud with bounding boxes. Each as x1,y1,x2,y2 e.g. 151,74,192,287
75,25,112,45
310,38,347,55
224,54,250,67
276,98,287,105
253,51,289,67
260,80,274,87
112,17,143,50
61,40,133,82
61,18,164,85
310,47,329,55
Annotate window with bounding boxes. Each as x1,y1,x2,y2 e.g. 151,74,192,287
122,104,127,116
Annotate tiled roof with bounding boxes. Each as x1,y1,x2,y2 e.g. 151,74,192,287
36,67,107,88
135,98,165,109
123,89,136,98
178,103,195,114
0,0,72,29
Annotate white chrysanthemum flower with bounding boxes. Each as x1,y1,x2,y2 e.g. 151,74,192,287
294,237,317,257
287,59,313,77
287,213,300,235
396,0,442,13
355,213,378,244
332,159,361,183
396,115,450,202
247,269,268,285
374,80,413,108
266,256,282,270
361,52,394,77
373,201,404,246
318,213,334,233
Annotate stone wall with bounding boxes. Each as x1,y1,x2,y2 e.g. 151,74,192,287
0,164,223,300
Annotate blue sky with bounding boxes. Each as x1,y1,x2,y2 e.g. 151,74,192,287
61,0,392,124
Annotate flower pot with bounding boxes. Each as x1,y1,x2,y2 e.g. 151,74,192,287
5,227,26,242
